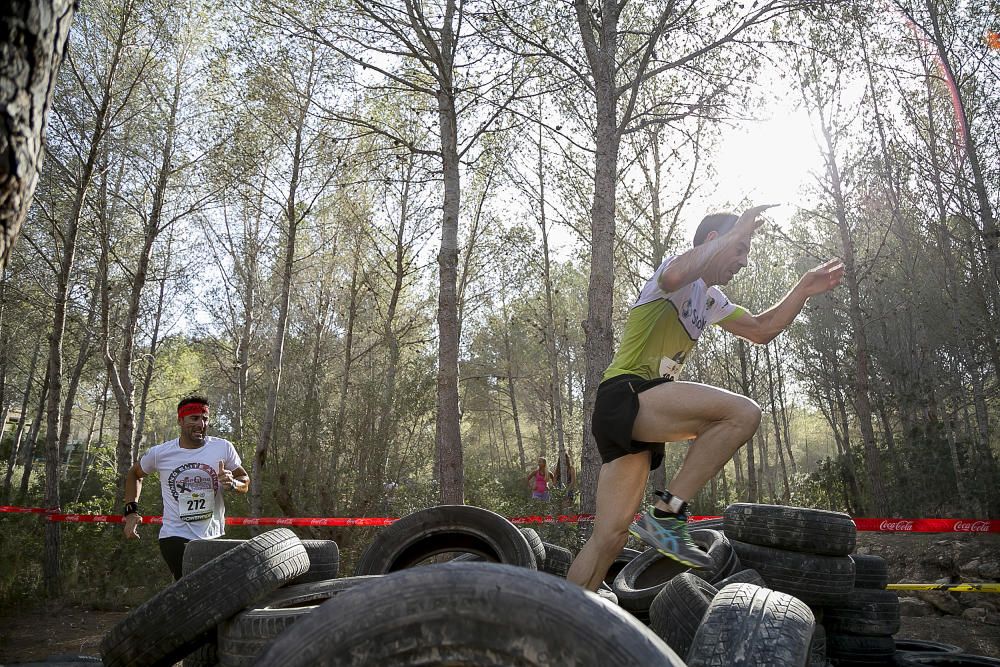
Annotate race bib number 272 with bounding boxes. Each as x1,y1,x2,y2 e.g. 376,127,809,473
178,490,214,522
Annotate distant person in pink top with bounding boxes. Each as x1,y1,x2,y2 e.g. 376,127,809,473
527,457,555,501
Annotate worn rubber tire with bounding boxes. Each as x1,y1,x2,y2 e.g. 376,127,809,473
255,562,686,666
613,547,691,623
218,576,381,666
687,582,815,667
852,553,889,589
100,528,308,667
540,542,573,577
14,662,104,666
353,505,536,574
182,642,217,667
730,539,854,606
519,527,547,569
689,528,740,583
604,547,641,587
450,529,545,569
826,632,896,664
33,657,103,664
895,655,1000,666
724,503,856,555
183,538,339,585
824,588,900,636
893,639,962,654
713,567,767,589
809,624,827,667
649,572,717,658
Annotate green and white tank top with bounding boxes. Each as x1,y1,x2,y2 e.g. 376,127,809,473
604,255,745,382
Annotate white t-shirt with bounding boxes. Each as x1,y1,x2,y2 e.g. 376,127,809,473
138,436,242,540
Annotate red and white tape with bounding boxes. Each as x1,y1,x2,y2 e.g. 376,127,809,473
2,506,997,532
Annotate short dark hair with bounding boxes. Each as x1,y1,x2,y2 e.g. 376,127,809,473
693,212,738,247
177,395,210,412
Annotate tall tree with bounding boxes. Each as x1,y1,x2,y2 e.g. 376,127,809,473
277,0,526,503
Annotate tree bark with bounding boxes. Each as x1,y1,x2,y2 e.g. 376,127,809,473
0,0,75,267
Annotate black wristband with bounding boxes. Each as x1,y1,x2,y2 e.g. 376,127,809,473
124,502,139,517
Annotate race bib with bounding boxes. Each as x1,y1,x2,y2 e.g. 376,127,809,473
179,489,215,522
659,356,684,381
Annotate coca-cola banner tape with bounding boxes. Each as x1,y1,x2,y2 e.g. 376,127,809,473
1,506,997,532
852,518,998,532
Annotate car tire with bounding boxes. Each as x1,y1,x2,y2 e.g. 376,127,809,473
254,562,686,666
100,529,307,667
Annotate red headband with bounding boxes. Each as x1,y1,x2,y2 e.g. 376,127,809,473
178,403,210,419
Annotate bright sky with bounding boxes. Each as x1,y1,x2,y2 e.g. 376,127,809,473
685,97,824,239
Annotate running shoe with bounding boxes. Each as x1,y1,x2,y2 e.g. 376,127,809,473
628,507,713,568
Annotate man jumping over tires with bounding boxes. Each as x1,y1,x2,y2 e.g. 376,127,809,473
122,395,250,580
567,205,844,591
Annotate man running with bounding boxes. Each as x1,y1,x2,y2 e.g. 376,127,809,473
567,205,844,590
122,395,250,580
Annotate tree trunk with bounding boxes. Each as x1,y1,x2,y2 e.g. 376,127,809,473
3,336,40,502
817,105,890,516
501,324,526,471
737,340,758,502
133,235,172,459
0,0,75,267
576,0,622,514
75,375,108,502
434,53,464,504
765,344,789,501
57,279,100,479
774,350,797,475
327,247,360,518
18,370,48,503
107,55,181,490
536,120,566,485
252,158,302,516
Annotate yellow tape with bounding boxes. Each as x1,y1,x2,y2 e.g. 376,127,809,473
886,583,1000,593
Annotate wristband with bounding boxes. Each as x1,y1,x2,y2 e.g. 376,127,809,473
124,502,139,517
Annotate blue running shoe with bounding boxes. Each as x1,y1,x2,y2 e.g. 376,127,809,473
629,507,713,569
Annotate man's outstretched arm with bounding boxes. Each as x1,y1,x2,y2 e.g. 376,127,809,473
719,258,845,345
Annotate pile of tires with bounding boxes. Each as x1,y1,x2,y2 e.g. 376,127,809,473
92,502,1000,667
97,505,683,667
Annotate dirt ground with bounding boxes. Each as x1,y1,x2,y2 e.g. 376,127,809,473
0,603,126,663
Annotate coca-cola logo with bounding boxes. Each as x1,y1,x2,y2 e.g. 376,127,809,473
879,519,914,531
308,518,326,526
953,520,990,532
276,518,293,526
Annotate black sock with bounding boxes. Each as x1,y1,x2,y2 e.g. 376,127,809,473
651,506,685,520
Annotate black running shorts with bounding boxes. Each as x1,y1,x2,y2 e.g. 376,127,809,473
592,373,672,470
